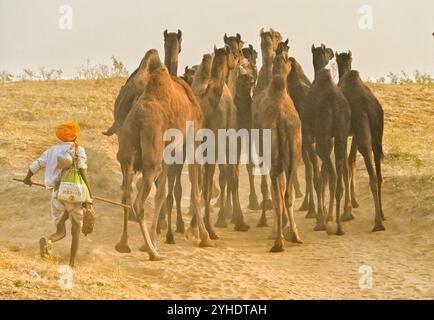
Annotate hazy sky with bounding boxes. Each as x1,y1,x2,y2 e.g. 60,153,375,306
1,0,433,80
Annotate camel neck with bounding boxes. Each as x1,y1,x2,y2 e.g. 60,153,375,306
210,54,229,84
338,64,351,80
164,54,178,76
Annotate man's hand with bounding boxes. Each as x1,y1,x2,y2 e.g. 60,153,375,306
23,169,34,186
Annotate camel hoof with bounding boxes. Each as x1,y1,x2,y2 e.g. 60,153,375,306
149,255,163,261
314,223,326,231
115,242,131,253
298,201,309,211
283,227,303,243
305,210,317,219
234,222,250,232
336,228,345,236
157,219,168,231
352,198,360,208
215,219,228,228
270,243,284,253
207,230,219,240
165,236,175,244
256,219,268,228
175,223,185,234
295,189,304,199
341,213,355,222
199,239,215,247
261,199,273,211
128,211,138,222
372,224,386,232
139,244,147,252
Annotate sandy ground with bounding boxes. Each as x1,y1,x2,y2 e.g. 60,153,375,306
0,80,433,299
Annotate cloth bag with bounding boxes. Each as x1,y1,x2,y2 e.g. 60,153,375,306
55,144,90,204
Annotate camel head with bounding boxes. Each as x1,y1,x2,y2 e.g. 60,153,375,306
223,33,244,58
276,39,290,57
181,65,198,86
213,45,240,71
272,53,292,79
335,50,353,78
163,29,182,76
311,43,335,73
242,44,258,66
259,28,283,55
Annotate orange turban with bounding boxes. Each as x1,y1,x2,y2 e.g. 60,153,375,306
56,122,80,142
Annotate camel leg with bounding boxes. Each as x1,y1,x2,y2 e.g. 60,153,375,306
293,171,303,199
134,168,160,261
165,166,176,244
256,175,270,227
229,164,250,231
307,140,326,231
225,186,233,220
115,162,134,253
358,144,385,232
204,163,220,238
300,147,316,218
188,164,214,247
246,163,260,210
348,138,359,209
174,165,185,233
215,164,228,229
334,138,347,235
374,150,385,221
270,173,285,252
283,154,302,243
149,165,169,249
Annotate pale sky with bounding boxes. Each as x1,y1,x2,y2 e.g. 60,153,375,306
1,0,433,80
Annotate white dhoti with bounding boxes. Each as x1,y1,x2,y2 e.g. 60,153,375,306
51,191,83,227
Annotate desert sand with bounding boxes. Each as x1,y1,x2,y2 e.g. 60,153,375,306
0,79,433,299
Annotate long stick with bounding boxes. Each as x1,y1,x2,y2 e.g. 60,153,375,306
12,178,132,209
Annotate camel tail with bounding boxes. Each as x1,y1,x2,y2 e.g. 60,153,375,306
368,108,384,160
102,123,118,136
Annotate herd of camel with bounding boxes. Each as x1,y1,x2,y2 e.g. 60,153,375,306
102,28,385,260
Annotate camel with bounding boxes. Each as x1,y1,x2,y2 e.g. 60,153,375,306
103,49,161,136
259,53,303,251
251,28,283,227
103,29,182,138
302,44,351,234
193,45,250,239
286,56,317,218
115,49,212,260
336,50,385,231
181,65,198,86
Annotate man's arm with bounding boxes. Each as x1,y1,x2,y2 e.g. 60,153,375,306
23,169,34,186
78,168,93,200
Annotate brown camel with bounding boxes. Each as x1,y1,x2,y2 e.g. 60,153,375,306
303,44,351,234
336,50,385,231
115,49,212,259
193,45,250,239
103,49,161,136
181,65,198,86
251,28,284,227
259,53,303,251
104,30,182,137
286,56,317,217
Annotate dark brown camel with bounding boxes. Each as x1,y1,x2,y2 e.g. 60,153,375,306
336,50,385,231
115,50,212,260
193,45,250,239
303,44,351,234
251,28,283,227
286,56,317,218
259,53,303,251
181,65,198,86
